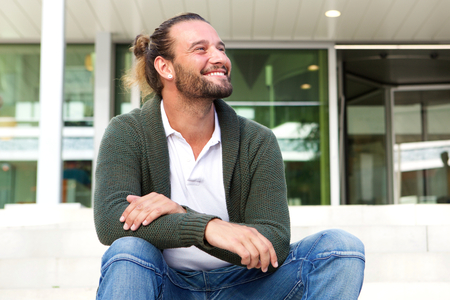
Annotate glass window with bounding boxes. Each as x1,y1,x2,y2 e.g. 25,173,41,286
64,45,95,126
112,47,331,205
0,44,95,127
226,49,330,205
0,45,41,127
63,160,92,207
393,89,450,204
115,44,134,115
345,87,388,205
0,44,95,208
0,161,37,209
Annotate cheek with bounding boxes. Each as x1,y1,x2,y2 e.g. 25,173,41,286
226,58,232,72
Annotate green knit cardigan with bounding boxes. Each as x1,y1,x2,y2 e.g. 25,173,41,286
94,96,291,271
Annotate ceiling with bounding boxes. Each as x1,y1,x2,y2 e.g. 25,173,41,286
342,49,450,86
1,0,450,44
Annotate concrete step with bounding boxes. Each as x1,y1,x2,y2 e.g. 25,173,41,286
0,226,108,259
0,288,97,300
0,257,100,289
1,244,448,288
0,203,94,228
0,283,449,300
289,204,450,226
364,252,450,283
359,282,450,300
1,204,449,295
3,224,448,260
3,204,450,228
291,225,450,253
2,224,448,260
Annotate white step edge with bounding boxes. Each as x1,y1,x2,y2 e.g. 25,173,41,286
359,282,450,300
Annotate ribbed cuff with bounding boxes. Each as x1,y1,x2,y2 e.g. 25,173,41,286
180,207,220,250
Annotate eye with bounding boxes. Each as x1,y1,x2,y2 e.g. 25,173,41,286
195,47,206,51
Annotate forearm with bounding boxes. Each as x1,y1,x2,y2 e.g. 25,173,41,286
201,220,290,272
206,128,291,270
94,191,217,249
93,116,219,250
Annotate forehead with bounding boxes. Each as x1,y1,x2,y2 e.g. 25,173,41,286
169,20,223,50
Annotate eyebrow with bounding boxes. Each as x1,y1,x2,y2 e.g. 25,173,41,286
188,40,226,51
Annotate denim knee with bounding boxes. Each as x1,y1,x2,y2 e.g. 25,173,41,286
291,229,365,261
318,229,365,255
101,236,166,271
97,237,165,300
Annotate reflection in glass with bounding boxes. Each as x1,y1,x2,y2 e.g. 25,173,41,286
227,49,324,103
0,45,41,127
226,49,329,205
63,160,92,207
0,45,95,128
394,89,450,204
64,45,95,126
115,44,134,115
0,161,37,208
0,44,96,208
345,79,388,205
111,47,330,205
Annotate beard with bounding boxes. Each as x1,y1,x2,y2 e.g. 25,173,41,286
174,63,233,100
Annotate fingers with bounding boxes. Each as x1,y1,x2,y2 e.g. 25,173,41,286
239,237,260,268
236,231,277,272
244,228,276,272
204,220,278,272
121,193,164,231
126,195,139,203
120,194,141,224
120,193,185,231
254,233,278,271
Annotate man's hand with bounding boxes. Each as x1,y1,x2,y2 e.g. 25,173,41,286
120,193,186,231
204,219,278,272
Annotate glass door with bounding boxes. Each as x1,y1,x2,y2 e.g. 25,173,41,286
392,86,450,204
344,74,390,205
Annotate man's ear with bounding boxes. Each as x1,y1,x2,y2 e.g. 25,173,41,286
154,56,174,80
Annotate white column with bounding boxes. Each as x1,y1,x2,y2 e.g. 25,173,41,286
36,0,66,205
328,45,340,206
130,55,141,110
92,32,115,202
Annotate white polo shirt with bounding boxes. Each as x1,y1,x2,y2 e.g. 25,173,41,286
160,101,231,271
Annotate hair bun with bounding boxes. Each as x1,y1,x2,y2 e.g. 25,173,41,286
133,34,150,58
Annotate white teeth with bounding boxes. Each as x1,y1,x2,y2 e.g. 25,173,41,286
207,72,225,76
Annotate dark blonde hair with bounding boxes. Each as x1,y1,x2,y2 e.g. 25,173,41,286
123,13,208,98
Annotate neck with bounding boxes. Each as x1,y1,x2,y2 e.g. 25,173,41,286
162,92,216,159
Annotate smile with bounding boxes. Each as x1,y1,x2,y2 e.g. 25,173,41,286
206,72,225,76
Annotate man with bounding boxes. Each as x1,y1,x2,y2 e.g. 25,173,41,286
94,13,365,299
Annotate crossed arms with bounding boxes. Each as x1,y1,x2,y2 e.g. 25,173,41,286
94,106,290,273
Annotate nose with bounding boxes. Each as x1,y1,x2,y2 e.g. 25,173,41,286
209,47,229,66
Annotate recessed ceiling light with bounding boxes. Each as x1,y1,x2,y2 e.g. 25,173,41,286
325,10,341,18
301,84,311,89
308,65,319,71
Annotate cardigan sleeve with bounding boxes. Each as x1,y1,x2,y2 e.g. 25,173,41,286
200,124,291,272
93,114,219,250
241,131,291,269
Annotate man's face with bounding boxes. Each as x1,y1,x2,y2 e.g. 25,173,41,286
169,20,233,100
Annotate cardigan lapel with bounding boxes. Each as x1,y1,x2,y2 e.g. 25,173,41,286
214,99,240,205
138,97,239,202
140,96,171,198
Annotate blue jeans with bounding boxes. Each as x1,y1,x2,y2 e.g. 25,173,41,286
97,229,365,300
